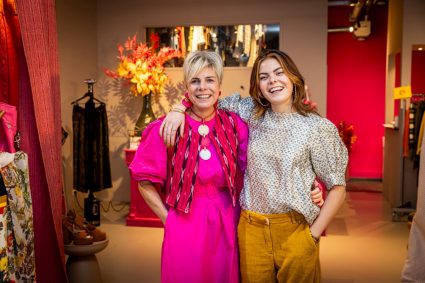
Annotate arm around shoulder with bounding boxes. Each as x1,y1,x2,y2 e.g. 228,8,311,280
218,93,254,121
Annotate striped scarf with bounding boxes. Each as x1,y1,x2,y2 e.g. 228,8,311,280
166,110,239,213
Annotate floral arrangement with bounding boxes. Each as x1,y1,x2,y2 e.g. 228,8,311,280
337,121,357,154
104,34,181,96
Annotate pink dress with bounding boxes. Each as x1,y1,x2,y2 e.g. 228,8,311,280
129,114,248,283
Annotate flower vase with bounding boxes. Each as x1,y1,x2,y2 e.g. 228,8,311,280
134,92,156,136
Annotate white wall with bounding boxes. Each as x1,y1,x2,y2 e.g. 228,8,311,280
57,0,328,212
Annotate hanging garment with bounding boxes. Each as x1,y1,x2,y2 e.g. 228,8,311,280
412,102,425,168
416,114,425,155
243,25,251,56
191,26,206,51
409,103,416,147
0,0,20,106
403,108,410,157
0,175,8,282
0,102,17,153
176,27,186,57
72,99,112,192
0,151,36,282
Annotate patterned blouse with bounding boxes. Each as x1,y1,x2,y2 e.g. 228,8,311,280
219,94,348,224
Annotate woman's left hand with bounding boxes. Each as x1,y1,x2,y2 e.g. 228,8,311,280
311,180,324,207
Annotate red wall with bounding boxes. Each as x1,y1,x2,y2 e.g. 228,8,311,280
327,5,388,179
411,50,425,94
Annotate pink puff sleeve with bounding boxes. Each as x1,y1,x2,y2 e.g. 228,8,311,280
128,120,168,185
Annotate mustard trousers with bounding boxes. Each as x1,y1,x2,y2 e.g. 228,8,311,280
238,210,321,283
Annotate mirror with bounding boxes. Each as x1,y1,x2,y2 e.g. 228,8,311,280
146,24,280,67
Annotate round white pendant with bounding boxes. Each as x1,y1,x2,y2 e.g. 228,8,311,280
199,148,211,160
198,124,209,136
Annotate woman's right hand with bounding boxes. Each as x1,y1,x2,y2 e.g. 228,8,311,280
159,110,186,147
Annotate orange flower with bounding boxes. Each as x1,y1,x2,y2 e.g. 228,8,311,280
104,34,181,96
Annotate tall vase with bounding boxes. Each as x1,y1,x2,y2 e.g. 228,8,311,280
134,92,156,136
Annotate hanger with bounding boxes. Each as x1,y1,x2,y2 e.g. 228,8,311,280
70,79,105,105
0,110,5,119
14,132,21,152
71,92,104,105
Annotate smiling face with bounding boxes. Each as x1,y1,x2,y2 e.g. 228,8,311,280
258,57,294,113
186,67,220,115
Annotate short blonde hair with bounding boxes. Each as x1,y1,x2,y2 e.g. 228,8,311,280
183,51,223,86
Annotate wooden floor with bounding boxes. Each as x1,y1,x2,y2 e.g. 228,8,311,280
91,187,409,283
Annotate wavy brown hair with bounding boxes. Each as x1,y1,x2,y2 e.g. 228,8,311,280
249,49,318,117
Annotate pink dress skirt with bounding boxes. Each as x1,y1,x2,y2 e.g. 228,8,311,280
161,183,240,283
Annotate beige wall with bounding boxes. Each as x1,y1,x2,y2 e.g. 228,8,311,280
57,0,328,211
386,0,403,123
401,0,425,87
57,0,98,210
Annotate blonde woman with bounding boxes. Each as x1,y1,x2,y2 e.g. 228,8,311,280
130,51,248,283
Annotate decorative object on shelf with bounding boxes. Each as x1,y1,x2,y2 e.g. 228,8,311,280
104,34,181,134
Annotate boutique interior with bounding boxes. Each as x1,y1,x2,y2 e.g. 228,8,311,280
1,0,424,282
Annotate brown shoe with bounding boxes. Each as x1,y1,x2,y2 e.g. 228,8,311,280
67,209,106,242
62,216,73,245
89,228,106,242
73,230,94,245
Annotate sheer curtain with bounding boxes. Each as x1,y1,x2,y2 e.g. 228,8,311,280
13,0,67,281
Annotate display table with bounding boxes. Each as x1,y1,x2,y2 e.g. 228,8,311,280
124,149,165,227
64,238,109,283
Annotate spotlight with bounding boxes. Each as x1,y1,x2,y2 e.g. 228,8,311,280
353,20,371,40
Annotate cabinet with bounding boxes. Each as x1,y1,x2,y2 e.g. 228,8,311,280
124,149,165,227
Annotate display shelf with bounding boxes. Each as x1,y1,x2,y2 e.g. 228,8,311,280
124,149,165,227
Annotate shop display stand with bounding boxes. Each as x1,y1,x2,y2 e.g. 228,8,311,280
124,149,165,227
64,238,109,283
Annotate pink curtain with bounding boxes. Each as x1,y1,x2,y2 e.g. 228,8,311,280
14,0,67,282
